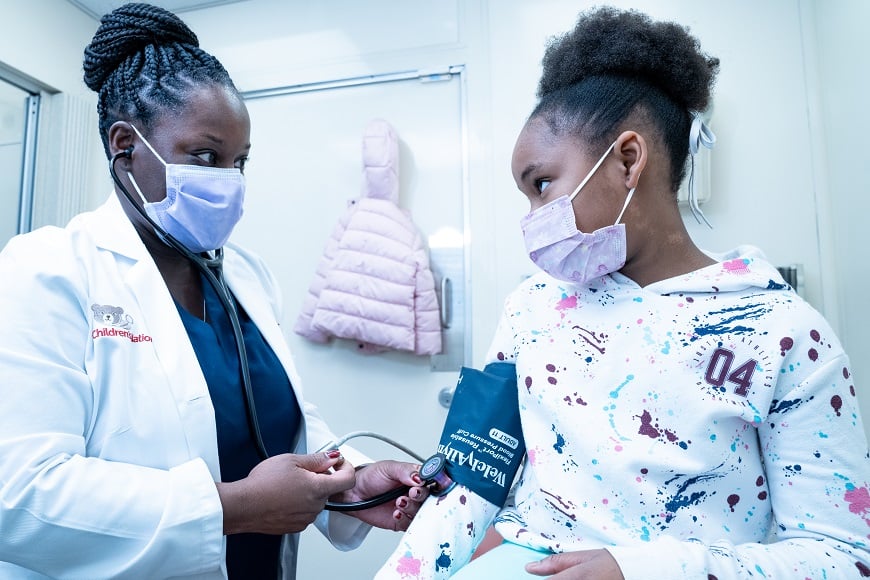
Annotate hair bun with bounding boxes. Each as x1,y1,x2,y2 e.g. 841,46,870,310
83,2,199,92
538,7,719,113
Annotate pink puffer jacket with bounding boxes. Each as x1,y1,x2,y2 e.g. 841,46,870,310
293,119,443,355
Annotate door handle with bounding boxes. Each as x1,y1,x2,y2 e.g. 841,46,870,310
440,276,451,329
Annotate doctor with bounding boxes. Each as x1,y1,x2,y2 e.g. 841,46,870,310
0,2,426,579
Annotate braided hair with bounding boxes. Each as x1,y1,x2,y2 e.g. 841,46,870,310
532,7,719,193
82,2,238,157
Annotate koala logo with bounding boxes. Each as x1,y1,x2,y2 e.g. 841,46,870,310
91,304,134,330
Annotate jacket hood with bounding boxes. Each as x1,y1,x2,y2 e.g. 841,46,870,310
361,118,399,203
627,244,789,295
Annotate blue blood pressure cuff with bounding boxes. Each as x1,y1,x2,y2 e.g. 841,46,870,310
433,362,525,507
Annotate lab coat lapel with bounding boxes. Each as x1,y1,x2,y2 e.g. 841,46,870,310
88,195,221,477
125,260,221,476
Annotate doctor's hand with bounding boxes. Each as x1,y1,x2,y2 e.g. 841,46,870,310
217,451,354,535
525,549,625,580
330,460,429,531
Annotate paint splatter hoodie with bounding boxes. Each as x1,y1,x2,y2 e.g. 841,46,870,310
377,245,870,579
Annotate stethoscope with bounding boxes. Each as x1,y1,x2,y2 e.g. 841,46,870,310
313,433,456,512
320,454,455,512
109,148,455,511
110,147,270,462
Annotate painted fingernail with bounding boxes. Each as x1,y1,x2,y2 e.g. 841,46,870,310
412,473,423,485
397,498,408,508
326,449,341,459
393,511,403,520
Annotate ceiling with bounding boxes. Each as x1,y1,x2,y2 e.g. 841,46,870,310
66,0,249,20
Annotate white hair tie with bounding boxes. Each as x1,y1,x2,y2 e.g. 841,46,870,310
689,114,716,155
687,113,716,228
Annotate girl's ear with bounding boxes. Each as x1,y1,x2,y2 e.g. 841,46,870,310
613,130,647,189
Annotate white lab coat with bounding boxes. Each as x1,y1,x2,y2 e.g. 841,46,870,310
0,194,369,579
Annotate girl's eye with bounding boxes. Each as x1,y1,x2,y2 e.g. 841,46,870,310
537,179,551,193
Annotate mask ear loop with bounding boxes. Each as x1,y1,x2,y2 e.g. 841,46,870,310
687,113,716,228
613,187,636,225
126,172,150,206
129,123,168,167
568,141,617,202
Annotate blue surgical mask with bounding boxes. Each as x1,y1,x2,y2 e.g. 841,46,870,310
126,124,245,253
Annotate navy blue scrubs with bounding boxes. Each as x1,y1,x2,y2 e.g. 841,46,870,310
177,275,302,579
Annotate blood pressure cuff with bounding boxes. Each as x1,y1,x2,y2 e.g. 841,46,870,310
436,362,525,506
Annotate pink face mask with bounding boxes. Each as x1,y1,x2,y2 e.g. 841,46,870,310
520,142,635,284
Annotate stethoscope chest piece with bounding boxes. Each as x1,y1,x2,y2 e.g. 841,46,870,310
420,453,456,496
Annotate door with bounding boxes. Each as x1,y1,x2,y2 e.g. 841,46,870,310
235,67,468,577
0,78,37,246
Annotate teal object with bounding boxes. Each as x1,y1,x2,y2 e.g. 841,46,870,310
436,362,525,506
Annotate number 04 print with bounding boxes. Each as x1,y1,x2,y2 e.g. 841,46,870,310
705,348,757,397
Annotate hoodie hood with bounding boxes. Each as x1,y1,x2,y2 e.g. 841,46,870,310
622,245,789,295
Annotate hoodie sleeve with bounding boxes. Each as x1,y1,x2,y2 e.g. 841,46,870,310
375,486,500,579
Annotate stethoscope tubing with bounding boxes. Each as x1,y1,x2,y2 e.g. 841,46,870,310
110,151,269,460
111,150,449,512
324,484,409,512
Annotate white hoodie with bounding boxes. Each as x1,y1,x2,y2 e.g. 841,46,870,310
378,245,870,579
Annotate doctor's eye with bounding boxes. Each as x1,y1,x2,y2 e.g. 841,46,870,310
194,151,218,165
536,179,551,194
236,156,249,173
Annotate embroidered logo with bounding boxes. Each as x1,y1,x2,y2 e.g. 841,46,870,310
91,304,133,329
90,304,152,343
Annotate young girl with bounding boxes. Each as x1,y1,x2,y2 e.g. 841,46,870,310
377,7,870,579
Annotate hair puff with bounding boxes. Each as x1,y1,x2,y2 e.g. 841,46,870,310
537,6,719,113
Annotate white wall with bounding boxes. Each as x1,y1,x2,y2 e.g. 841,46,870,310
0,1,95,94
808,0,870,437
